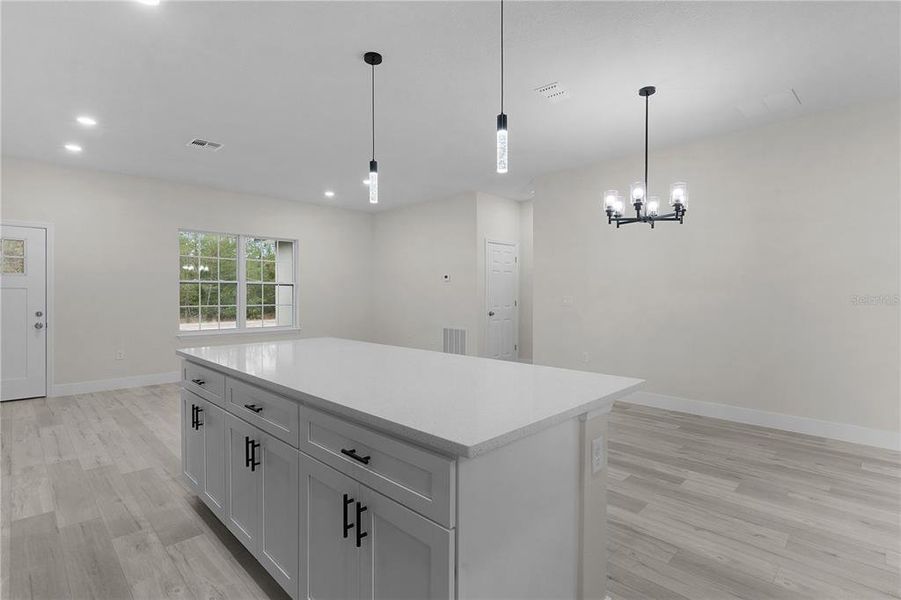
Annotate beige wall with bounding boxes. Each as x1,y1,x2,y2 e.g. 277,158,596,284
532,101,900,433
370,193,480,354
1,158,375,386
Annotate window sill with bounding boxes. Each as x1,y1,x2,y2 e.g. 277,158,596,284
176,326,301,339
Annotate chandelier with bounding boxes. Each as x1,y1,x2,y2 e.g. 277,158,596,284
604,86,688,229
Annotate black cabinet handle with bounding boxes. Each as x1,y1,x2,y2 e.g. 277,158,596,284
190,405,197,429
341,448,371,465
191,378,206,386
250,440,261,472
195,406,203,429
343,494,355,538
244,436,252,468
355,502,368,548
244,403,263,413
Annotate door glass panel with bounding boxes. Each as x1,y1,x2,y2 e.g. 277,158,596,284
1,238,26,274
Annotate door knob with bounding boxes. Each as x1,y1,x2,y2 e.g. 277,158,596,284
35,311,43,317
488,311,495,316
34,322,44,329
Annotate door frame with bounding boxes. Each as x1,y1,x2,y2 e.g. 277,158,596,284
1,220,54,399
483,238,519,361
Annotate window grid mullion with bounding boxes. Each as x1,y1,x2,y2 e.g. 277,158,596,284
237,234,247,330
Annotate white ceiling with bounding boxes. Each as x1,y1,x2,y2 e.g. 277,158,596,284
2,1,899,210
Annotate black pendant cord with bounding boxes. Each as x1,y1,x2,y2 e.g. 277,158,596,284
371,63,376,161
500,0,504,114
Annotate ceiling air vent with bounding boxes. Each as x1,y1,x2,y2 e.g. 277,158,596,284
187,138,224,151
534,82,571,103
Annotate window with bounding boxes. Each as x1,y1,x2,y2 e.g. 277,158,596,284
1,238,25,274
179,230,296,333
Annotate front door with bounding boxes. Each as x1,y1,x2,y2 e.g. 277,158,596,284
1,225,47,401
485,240,517,361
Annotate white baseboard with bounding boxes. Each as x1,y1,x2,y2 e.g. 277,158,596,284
50,370,180,397
621,391,901,452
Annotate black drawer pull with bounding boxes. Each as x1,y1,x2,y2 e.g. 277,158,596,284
191,378,206,386
341,448,371,465
343,494,355,538
244,403,263,413
355,502,368,548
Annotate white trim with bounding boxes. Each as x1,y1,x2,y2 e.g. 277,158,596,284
483,238,519,361
50,370,180,397
622,391,901,451
1,220,54,399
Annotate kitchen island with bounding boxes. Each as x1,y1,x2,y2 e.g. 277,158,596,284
177,337,642,600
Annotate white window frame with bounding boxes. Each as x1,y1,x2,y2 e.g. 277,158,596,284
176,228,300,337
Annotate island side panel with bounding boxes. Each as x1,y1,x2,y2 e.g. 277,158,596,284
456,417,582,599
580,412,609,600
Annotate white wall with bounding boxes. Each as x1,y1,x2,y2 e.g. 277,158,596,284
532,101,900,434
1,158,374,387
476,192,522,357
370,193,480,354
518,200,533,361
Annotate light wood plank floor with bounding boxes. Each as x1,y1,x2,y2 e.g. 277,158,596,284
1,384,899,599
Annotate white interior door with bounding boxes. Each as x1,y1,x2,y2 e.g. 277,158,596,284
486,240,517,361
1,225,47,401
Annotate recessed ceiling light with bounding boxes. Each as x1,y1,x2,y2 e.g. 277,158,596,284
324,190,335,198
135,0,160,5
64,143,83,153
76,115,97,127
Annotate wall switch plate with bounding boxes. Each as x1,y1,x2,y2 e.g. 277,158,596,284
582,351,590,363
591,435,605,474
562,295,574,306
116,350,125,360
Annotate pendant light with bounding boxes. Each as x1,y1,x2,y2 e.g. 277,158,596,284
496,0,508,174
603,86,688,229
364,51,382,204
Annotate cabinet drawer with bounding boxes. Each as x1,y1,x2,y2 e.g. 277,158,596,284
226,377,300,448
182,361,225,406
300,407,455,527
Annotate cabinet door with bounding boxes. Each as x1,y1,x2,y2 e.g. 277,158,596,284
299,454,360,600
181,392,204,493
225,413,261,550
200,399,227,518
259,433,299,598
358,486,454,600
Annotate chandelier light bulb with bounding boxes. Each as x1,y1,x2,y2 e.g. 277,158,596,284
670,182,688,206
630,181,645,202
369,161,379,205
613,199,624,216
647,198,660,217
604,190,618,210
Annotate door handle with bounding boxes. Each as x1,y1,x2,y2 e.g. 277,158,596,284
488,311,495,316
34,322,44,329
355,502,368,548
341,448,371,465
343,494,355,538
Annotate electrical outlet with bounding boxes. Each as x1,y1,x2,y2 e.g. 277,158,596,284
115,350,125,360
562,295,574,306
582,351,590,363
591,435,605,474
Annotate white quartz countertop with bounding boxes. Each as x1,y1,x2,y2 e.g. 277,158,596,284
177,338,642,458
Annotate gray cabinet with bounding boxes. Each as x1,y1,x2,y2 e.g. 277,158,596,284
182,389,227,519
224,412,299,598
299,454,453,600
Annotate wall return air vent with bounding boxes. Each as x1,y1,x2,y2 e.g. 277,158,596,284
187,138,224,151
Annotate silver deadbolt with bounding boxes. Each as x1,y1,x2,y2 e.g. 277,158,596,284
488,311,495,316
35,311,43,317
34,322,44,329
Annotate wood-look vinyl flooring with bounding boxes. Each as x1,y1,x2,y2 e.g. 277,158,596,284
1,384,899,599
